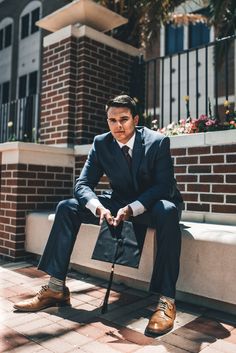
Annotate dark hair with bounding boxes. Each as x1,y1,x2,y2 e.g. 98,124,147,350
105,94,137,117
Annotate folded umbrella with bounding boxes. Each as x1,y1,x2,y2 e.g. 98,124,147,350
92,219,147,313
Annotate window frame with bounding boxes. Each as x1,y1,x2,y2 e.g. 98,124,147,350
165,23,184,56
0,22,13,50
18,71,38,98
20,7,40,40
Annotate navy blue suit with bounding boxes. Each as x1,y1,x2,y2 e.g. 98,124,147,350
39,127,182,298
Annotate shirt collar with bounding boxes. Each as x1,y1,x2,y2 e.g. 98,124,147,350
116,132,136,151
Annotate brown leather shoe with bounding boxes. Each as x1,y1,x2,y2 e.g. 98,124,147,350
13,285,71,312
145,297,176,336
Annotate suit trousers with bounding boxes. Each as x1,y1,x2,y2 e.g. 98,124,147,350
38,196,181,299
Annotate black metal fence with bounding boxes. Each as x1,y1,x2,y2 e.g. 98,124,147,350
0,94,39,143
145,35,235,128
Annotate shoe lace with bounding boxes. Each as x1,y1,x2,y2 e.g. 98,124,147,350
38,285,49,298
157,299,172,313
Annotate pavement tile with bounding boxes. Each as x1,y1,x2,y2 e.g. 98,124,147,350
225,328,236,344
117,326,156,346
4,342,43,353
56,319,82,330
75,323,106,339
0,326,30,350
14,267,48,279
84,288,107,299
24,322,69,343
98,331,140,352
80,340,122,353
199,348,224,353
39,336,76,353
204,309,236,326
90,317,122,333
62,329,93,346
173,326,216,344
1,261,236,353
160,330,212,353
134,342,189,353
209,339,236,352
71,293,97,303
87,297,103,308
101,296,156,321
175,311,200,327
69,297,85,308
126,317,149,334
4,312,39,328
184,316,232,339
13,317,53,335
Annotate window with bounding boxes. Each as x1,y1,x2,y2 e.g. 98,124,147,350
19,71,38,98
21,13,29,39
19,75,27,98
4,23,12,47
0,23,12,50
20,7,40,39
31,8,40,34
2,81,10,104
165,24,183,55
189,23,210,49
29,71,37,95
0,28,3,50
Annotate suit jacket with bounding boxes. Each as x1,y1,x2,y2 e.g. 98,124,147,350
74,127,182,211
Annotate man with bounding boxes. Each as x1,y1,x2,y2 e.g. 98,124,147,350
14,94,182,336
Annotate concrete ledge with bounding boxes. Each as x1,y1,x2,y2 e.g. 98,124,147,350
25,212,236,310
25,212,156,291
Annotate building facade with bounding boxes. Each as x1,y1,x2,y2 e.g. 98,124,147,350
0,0,70,142
145,1,235,128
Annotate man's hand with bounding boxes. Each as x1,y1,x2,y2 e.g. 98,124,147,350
96,206,113,225
113,205,133,227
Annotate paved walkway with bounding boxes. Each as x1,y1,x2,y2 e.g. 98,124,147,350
0,260,236,353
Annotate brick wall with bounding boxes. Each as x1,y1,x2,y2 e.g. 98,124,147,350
75,154,109,195
172,143,236,214
0,143,74,260
40,37,77,145
40,26,140,146
0,163,73,259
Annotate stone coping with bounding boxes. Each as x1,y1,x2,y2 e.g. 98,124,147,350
0,141,74,167
37,0,128,33
1,127,235,168
74,129,236,154
43,24,141,57
169,129,236,148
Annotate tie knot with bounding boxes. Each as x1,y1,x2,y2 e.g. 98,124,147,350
122,145,129,155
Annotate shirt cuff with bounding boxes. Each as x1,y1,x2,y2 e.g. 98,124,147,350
86,198,103,216
129,200,146,217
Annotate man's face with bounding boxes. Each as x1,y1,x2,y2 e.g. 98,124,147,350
107,107,139,144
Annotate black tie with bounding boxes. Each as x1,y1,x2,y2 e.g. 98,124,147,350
122,145,132,168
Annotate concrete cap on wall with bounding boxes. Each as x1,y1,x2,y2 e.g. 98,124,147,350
36,0,128,33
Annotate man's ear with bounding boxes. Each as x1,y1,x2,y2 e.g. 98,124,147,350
134,115,139,126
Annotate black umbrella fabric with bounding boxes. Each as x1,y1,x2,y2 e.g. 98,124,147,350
92,219,146,313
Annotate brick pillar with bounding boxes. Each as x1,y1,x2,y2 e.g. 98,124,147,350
40,35,77,146
0,143,74,260
39,25,141,145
